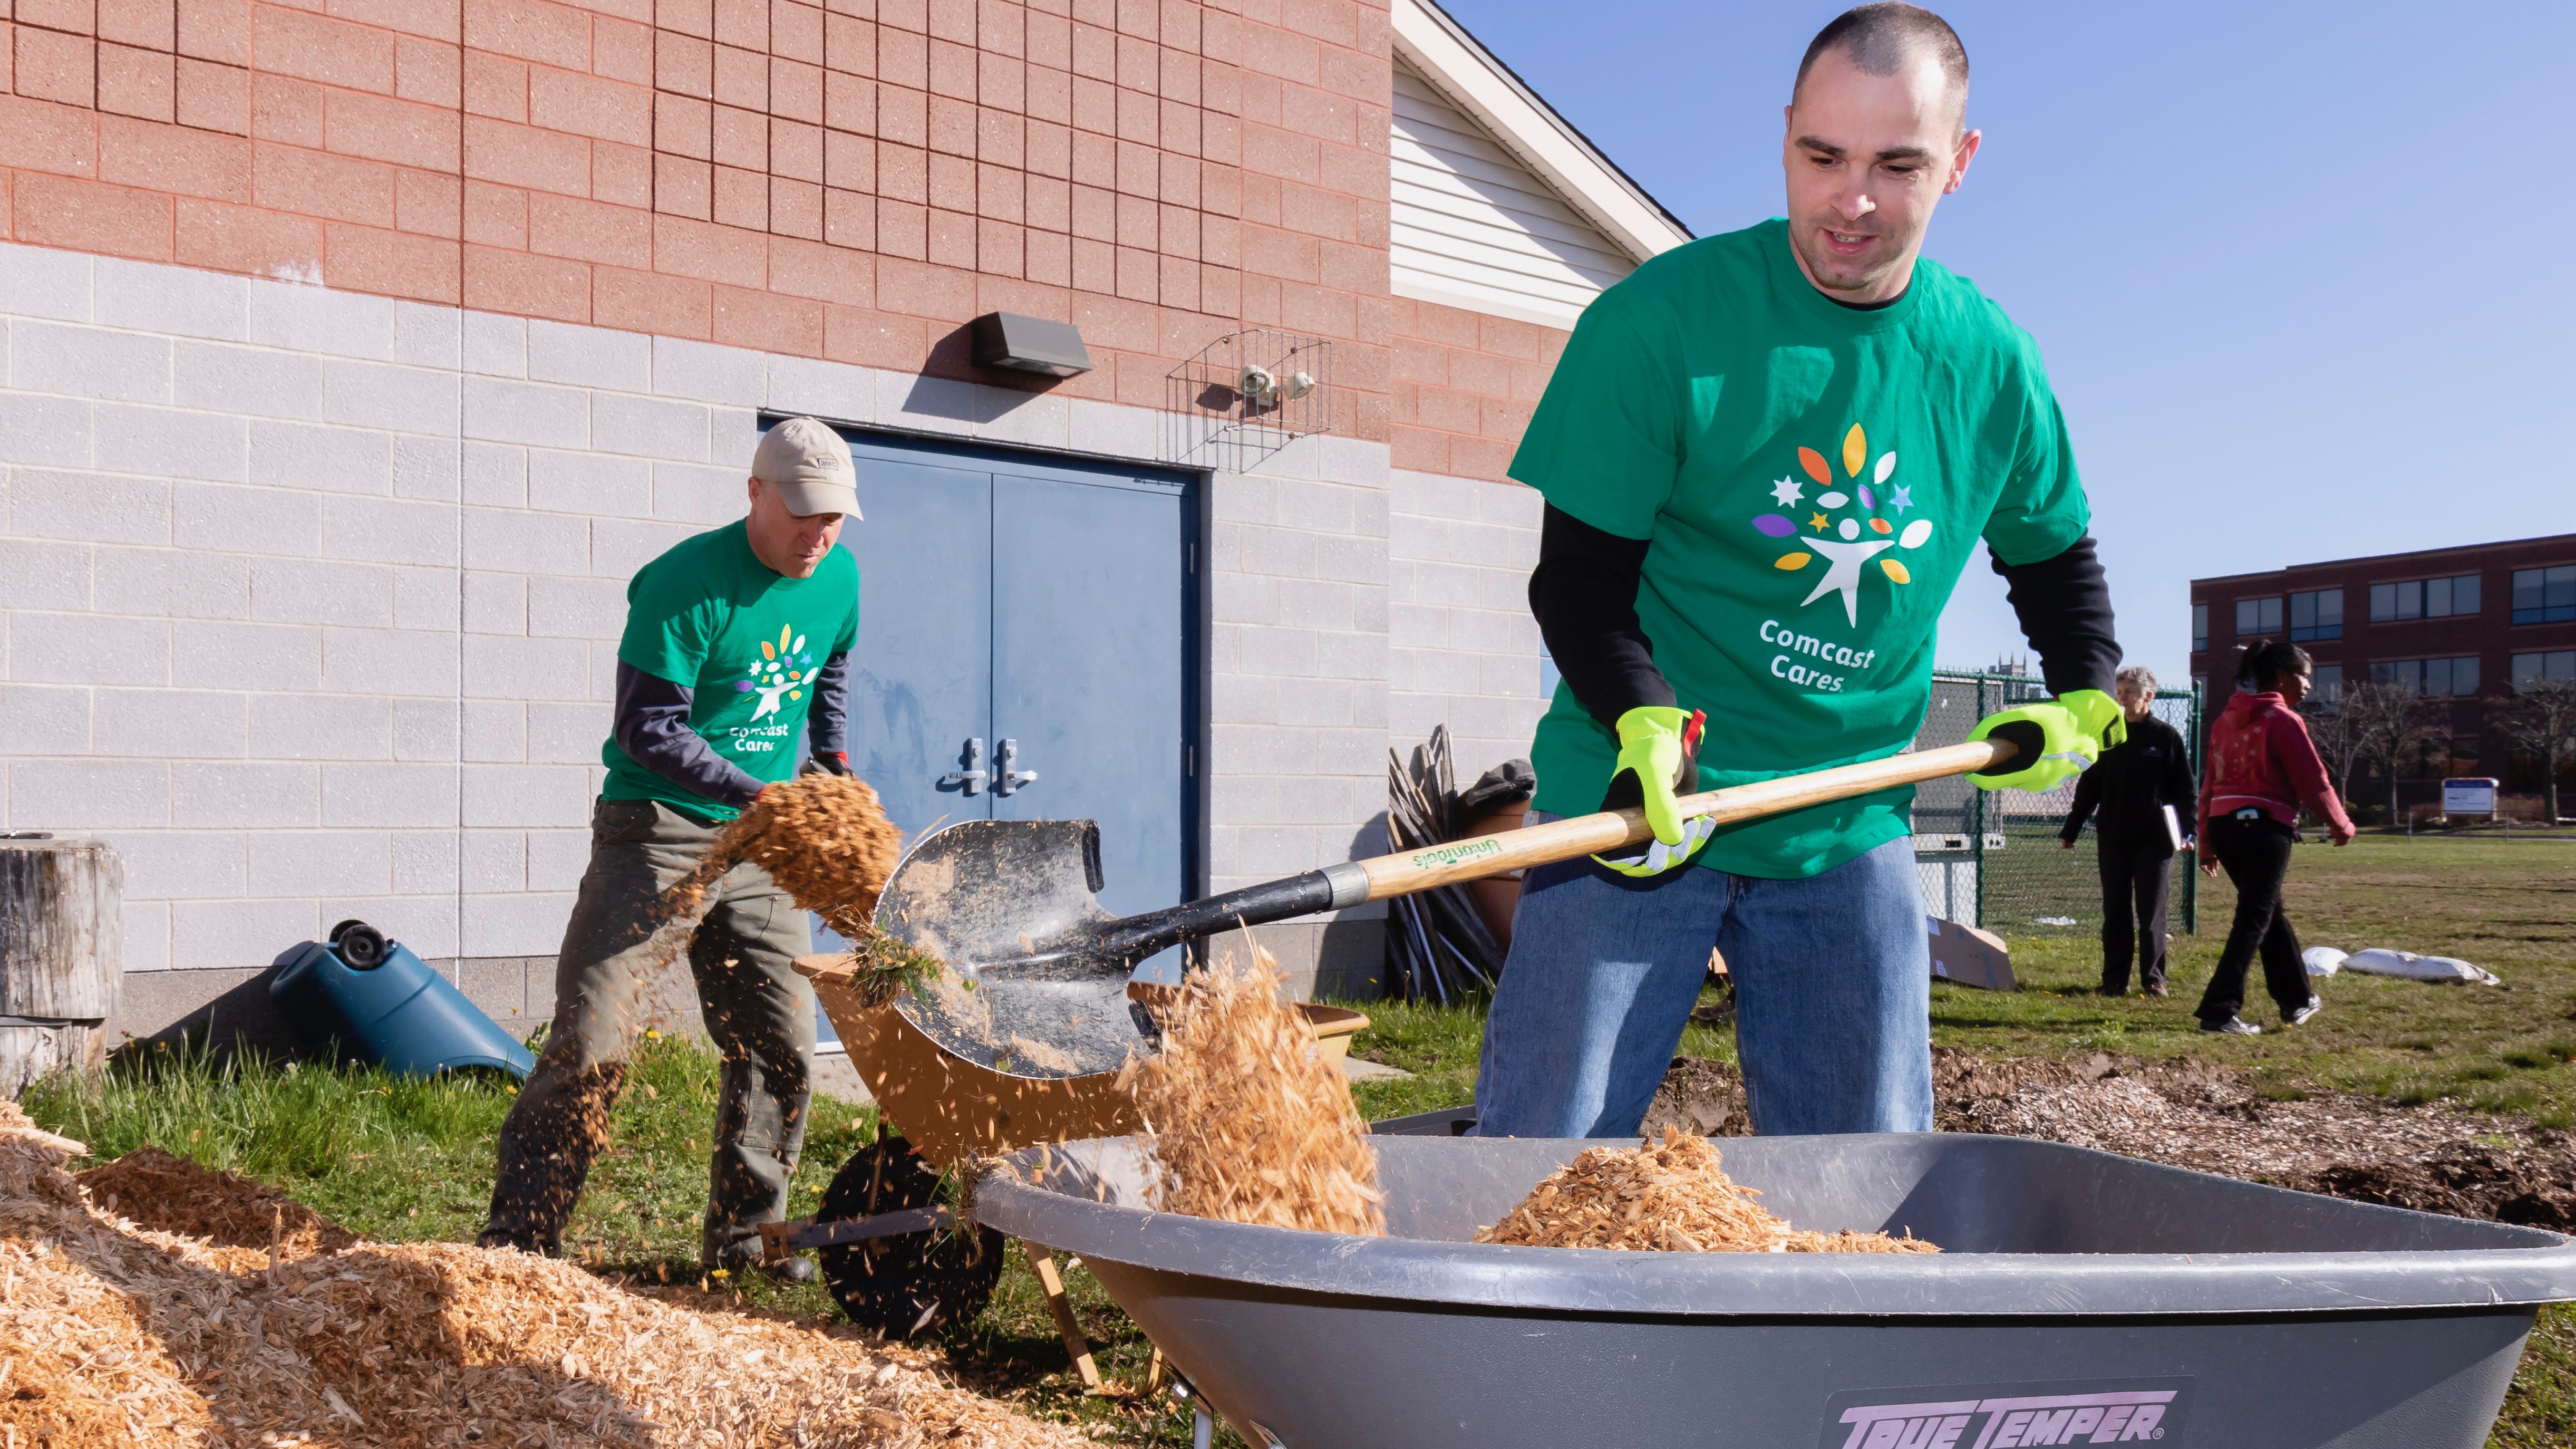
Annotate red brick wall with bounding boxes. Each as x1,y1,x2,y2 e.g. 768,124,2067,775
0,0,1392,432
1388,293,1559,482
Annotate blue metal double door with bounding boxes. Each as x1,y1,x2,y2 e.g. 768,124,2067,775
810,429,1200,1002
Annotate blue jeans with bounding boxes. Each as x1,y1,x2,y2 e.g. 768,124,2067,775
1473,825,1933,1138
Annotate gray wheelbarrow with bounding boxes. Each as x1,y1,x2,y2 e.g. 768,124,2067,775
974,1131,2576,1449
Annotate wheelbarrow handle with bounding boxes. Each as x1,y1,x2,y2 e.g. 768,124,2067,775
1090,739,2016,963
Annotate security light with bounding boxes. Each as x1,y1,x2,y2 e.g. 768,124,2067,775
970,312,1093,378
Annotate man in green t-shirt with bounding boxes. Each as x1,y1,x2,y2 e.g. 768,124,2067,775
481,416,863,1279
1476,3,2125,1140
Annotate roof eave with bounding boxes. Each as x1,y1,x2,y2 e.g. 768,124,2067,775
1391,0,1694,267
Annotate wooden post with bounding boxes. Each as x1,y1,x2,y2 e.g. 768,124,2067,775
1021,1242,1101,1392
0,837,122,1098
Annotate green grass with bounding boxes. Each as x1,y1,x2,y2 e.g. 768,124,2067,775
1924,833,2576,1122
23,829,2575,1447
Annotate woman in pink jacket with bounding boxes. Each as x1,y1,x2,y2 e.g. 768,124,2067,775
2194,639,2357,1035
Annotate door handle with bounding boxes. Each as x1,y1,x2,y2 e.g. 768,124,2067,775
938,737,989,796
995,738,1038,796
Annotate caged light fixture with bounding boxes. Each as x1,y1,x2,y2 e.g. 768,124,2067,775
1164,329,1336,472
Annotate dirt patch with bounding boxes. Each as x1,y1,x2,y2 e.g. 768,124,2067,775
5,1102,1088,1448
1929,1046,2576,1226
2306,1139,2576,1232
1642,1057,1752,1139
76,1146,358,1255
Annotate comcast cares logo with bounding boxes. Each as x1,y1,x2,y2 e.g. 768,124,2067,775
1751,424,1933,627
735,624,820,721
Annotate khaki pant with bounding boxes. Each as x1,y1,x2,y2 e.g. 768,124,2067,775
482,797,816,1263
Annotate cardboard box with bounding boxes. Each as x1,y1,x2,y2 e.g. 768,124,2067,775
1928,916,2015,991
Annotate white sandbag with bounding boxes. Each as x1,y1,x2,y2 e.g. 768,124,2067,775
2339,947,2500,986
2303,946,2346,978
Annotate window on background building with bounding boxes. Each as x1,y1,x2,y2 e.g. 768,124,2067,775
2370,574,2481,622
2235,596,2282,635
2289,588,2342,641
2309,664,2343,708
2192,603,2208,652
2513,565,2576,625
2515,651,2576,687
2449,736,2480,771
2371,657,2481,697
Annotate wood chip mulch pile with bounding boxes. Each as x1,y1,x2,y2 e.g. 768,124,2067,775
664,773,905,942
1,1101,1091,1448
1476,1124,1939,1254
77,1146,358,1256
1118,948,1388,1237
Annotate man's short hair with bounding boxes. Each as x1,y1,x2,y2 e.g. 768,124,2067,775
2116,665,2158,695
1796,3,1970,115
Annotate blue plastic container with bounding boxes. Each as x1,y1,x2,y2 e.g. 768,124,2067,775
268,921,536,1079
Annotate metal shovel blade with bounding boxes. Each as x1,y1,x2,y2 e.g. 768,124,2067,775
875,818,1151,1078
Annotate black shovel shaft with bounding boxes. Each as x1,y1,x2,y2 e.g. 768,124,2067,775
1082,868,1344,966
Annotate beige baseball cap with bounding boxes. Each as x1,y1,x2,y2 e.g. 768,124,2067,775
751,416,862,518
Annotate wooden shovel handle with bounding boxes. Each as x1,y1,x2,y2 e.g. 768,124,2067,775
1351,738,2015,901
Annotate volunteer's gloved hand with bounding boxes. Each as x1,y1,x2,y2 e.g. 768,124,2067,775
799,751,851,778
1967,692,2116,793
1591,706,1713,877
2057,688,2127,751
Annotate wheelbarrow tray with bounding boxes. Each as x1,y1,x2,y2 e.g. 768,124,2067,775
973,1132,2576,1449
794,953,1364,1170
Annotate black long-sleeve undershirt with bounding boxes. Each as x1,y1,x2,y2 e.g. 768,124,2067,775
1988,534,2120,699
613,651,851,808
1527,507,1670,732
1528,504,2120,729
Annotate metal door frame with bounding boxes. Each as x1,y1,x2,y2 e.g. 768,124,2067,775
764,413,1210,905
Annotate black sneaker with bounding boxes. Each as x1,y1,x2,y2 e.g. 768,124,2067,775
706,1243,817,1284
2200,1016,2261,1036
474,1229,560,1257
2283,998,2323,1027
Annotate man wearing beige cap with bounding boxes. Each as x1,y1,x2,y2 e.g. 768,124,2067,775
481,416,863,1280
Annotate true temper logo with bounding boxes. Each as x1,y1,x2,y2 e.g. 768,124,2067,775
1821,1379,2193,1449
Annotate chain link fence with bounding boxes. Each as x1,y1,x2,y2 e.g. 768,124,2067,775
1911,671,2203,940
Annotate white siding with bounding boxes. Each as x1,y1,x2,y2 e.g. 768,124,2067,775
1390,63,1636,331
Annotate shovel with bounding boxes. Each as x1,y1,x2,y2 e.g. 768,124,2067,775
876,737,2016,1076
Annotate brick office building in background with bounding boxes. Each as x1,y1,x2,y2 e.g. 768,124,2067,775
0,0,1696,1036
2190,532,2576,810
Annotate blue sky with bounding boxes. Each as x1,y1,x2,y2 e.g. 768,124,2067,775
1442,0,2576,685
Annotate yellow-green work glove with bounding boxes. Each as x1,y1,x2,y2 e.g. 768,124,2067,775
1966,690,2119,793
2056,688,2127,751
1592,706,1715,878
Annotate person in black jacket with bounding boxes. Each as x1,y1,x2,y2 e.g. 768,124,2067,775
2059,666,2196,996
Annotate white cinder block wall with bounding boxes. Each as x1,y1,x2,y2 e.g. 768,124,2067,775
1389,469,1546,785
2,242,1545,1025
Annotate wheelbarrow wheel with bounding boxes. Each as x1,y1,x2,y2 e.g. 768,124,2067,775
816,1134,1005,1338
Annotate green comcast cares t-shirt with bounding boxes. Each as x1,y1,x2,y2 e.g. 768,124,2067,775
601,519,860,822
1514,219,2090,879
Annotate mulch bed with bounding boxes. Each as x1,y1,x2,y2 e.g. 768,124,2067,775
1644,1049,2576,1231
